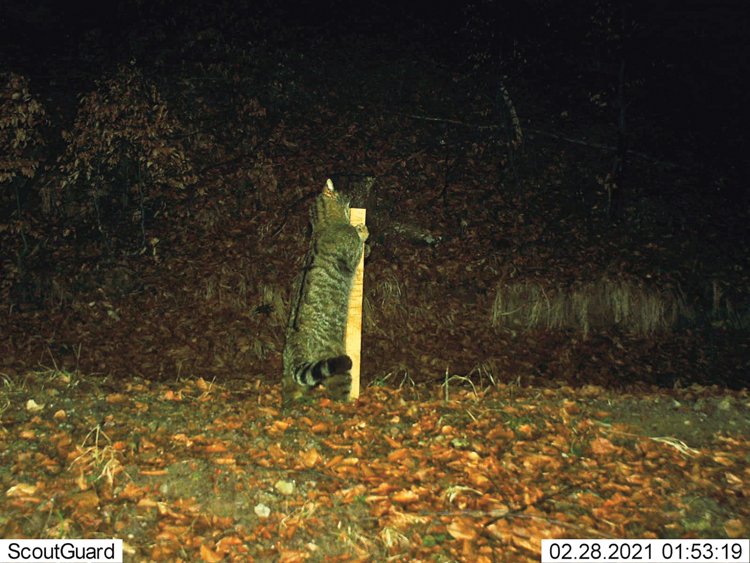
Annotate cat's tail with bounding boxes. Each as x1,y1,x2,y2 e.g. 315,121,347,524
294,355,352,386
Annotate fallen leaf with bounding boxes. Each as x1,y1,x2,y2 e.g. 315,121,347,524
300,448,322,468
311,422,329,433
106,393,128,404
725,518,746,538
275,480,295,495
25,399,43,412
447,517,478,540
118,483,145,501
392,489,420,504
71,489,100,511
199,543,223,562
6,483,38,497
590,437,618,455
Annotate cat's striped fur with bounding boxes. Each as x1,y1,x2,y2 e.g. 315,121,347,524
282,179,368,403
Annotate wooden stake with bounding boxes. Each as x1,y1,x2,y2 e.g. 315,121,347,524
346,207,366,400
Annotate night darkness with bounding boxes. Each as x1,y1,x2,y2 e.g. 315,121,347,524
2,0,749,385
1,0,750,556
2,0,750,378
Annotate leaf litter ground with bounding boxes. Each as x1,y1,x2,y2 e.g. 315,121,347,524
1,370,747,561
1,4,749,561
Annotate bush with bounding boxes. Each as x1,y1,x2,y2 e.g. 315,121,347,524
0,73,49,304
50,64,196,251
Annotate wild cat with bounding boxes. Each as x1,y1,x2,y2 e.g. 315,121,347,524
282,179,368,403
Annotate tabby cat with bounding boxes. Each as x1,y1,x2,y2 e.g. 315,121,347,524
282,179,368,403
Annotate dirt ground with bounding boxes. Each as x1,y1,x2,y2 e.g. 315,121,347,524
1,370,747,560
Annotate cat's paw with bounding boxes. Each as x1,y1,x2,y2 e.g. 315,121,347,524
324,373,352,401
281,383,311,409
355,224,369,243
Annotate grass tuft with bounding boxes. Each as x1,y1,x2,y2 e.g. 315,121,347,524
491,276,691,335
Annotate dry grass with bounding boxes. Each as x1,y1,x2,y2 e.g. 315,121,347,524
491,276,692,336
236,283,288,360
201,258,254,310
369,365,416,389
258,283,288,327
200,262,287,325
363,274,408,337
69,425,125,489
466,359,500,387
710,279,750,329
199,273,289,365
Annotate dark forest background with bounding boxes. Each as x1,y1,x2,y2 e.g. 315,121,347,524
1,0,749,388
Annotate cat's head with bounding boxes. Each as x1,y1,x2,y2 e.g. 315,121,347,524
311,179,350,229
